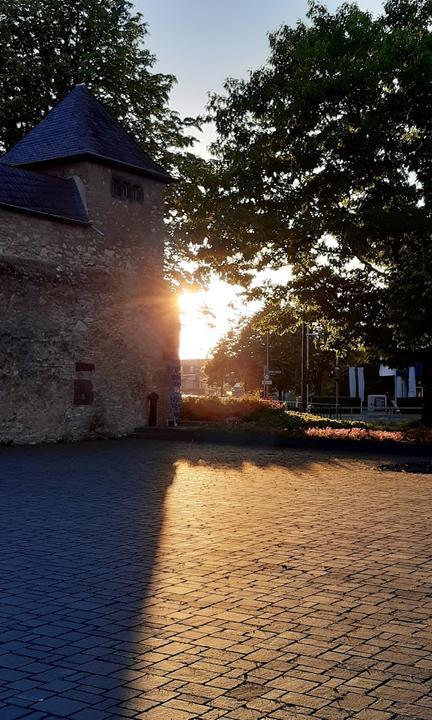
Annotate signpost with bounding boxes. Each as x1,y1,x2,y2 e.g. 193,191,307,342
262,370,272,397
262,333,282,398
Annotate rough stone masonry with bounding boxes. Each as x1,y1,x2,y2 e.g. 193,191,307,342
0,85,180,444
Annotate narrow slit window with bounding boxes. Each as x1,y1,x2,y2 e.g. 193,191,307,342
133,185,144,203
111,175,122,198
122,181,131,200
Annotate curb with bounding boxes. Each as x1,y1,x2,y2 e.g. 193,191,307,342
131,427,432,457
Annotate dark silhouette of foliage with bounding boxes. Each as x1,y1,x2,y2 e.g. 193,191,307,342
205,303,336,396
190,0,432,423
0,0,210,286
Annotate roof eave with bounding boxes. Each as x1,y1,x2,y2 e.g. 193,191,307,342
11,152,175,183
0,201,90,226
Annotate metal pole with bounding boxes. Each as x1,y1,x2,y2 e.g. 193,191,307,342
263,332,270,399
266,331,269,374
301,322,307,412
306,327,310,407
335,350,339,418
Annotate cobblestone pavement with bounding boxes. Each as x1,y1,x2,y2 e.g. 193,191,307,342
1,440,432,720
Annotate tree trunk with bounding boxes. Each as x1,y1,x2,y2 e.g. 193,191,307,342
313,370,324,396
422,354,432,427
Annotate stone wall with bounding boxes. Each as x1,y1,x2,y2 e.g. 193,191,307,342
0,161,179,445
0,161,165,273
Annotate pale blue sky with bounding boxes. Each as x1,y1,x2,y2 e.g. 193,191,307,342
136,0,384,152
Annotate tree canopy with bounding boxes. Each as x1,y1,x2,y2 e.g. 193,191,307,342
0,0,194,161
205,302,339,397
0,0,209,286
188,0,432,421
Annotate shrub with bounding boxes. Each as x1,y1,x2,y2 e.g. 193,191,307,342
305,427,406,442
180,396,432,442
180,395,282,422
180,396,367,429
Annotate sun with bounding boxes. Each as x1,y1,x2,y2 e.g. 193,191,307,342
178,290,204,315
178,279,239,359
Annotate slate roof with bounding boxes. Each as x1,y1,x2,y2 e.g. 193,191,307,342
0,84,171,182
0,164,88,225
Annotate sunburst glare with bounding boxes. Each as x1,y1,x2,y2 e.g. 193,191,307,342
178,278,240,359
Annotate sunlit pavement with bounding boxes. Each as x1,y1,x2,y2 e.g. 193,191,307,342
1,441,432,719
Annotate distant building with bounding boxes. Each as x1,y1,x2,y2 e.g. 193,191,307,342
0,85,179,444
181,359,208,395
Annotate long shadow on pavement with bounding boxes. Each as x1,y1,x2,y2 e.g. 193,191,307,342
0,439,179,719
0,439,324,719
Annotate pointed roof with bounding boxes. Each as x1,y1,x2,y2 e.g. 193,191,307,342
0,85,171,183
0,164,88,225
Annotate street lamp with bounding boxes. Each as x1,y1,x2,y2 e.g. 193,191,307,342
263,331,270,399
301,323,319,412
334,350,341,418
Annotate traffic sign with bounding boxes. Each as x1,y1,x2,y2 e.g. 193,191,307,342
262,380,272,385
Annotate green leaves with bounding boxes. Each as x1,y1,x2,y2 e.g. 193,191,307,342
0,0,196,168
0,0,213,287
191,0,432,375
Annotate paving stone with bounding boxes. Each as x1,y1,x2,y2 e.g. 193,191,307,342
1,441,432,719
335,692,375,711
355,710,394,719
280,690,330,709
0,707,32,720
73,710,107,720
34,696,87,716
0,656,32,670
136,705,196,719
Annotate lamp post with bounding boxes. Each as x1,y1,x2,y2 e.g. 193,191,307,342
306,328,319,407
301,323,319,412
263,331,270,399
301,323,307,411
335,350,341,418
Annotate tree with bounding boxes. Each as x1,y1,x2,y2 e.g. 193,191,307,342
0,0,208,286
191,0,432,423
205,302,337,397
0,0,192,160
204,332,238,396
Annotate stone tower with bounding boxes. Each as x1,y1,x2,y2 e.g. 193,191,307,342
0,85,179,444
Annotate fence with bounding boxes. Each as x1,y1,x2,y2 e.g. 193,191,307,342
282,398,423,418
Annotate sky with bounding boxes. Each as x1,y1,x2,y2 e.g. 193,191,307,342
137,0,384,153
177,278,245,359
135,0,384,358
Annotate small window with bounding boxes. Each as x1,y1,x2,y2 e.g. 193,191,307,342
111,175,122,198
111,173,143,204
76,362,95,372
122,181,131,200
133,185,144,203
